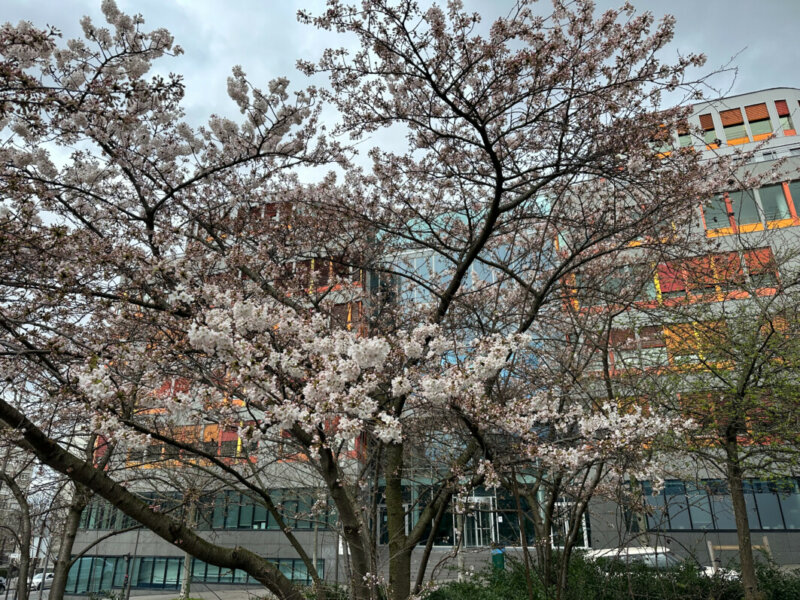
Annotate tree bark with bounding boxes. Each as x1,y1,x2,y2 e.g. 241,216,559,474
1,474,30,600
385,443,411,600
724,435,762,600
49,484,90,600
314,442,373,600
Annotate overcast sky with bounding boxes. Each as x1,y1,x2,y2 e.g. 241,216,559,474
4,1,800,138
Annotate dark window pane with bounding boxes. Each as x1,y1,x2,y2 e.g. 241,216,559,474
294,560,309,584
778,480,800,529
279,560,293,582
164,558,180,586
642,482,668,530
686,483,714,530
707,480,736,530
703,196,730,229
205,564,219,583
253,504,267,529
239,500,254,528
225,493,240,529
742,481,763,529
729,190,761,225
234,569,248,583
66,557,82,593
113,557,127,588
137,558,154,587
664,481,691,530
191,559,206,583
212,494,225,528
76,557,93,593
752,480,784,529
152,558,167,586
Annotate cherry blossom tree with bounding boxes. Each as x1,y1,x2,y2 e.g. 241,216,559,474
0,1,741,599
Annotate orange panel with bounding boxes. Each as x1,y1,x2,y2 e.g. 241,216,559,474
720,108,743,126
745,103,769,121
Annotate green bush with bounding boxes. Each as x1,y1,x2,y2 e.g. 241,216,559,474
423,553,800,600
754,562,800,600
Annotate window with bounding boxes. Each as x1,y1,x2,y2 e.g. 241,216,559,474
638,478,800,532
720,108,748,144
664,323,700,364
702,195,731,230
677,123,692,148
699,113,719,148
702,181,800,234
759,184,792,221
745,103,772,139
728,190,761,227
776,99,795,134
744,247,779,288
656,262,686,299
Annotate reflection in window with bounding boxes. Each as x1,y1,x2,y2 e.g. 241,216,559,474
728,190,761,225
759,185,791,221
707,481,736,530
779,480,800,529
703,196,730,229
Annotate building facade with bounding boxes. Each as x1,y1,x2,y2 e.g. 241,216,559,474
65,87,800,596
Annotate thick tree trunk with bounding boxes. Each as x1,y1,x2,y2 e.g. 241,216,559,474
385,444,411,600
725,437,762,600
315,444,373,600
49,485,90,600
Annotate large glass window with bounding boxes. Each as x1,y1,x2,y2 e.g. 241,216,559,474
706,481,736,529
778,480,800,529
729,190,761,226
752,480,784,529
758,185,791,221
702,196,730,229
686,482,714,530
164,559,181,587
746,103,773,137
663,481,691,529
642,481,668,530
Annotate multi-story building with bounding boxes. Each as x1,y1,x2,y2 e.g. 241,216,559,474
64,87,800,596
583,87,800,569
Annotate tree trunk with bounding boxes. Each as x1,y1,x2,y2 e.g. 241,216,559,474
49,484,90,600
1,475,31,600
179,499,196,600
315,444,373,600
725,437,762,600
385,443,411,600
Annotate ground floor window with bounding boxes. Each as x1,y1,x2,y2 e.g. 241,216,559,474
638,478,800,532
65,555,323,594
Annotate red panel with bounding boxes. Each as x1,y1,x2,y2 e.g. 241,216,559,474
657,262,685,293
715,252,744,284
684,255,714,288
745,247,776,275
776,100,790,117
699,114,714,130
